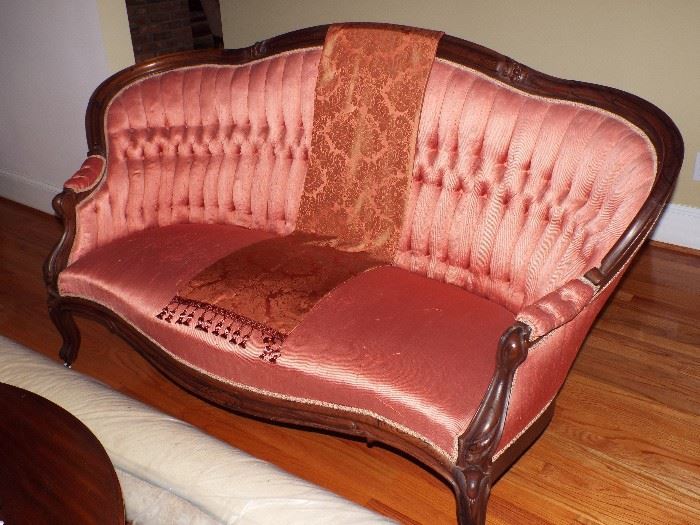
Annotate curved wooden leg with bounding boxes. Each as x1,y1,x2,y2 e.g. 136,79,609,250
454,465,491,525
452,325,530,524
48,299,80,366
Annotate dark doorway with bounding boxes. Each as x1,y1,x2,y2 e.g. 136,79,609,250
125,0,223,63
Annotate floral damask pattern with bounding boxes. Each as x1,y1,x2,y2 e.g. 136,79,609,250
297,23,442,260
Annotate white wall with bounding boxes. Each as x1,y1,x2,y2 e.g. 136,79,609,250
0,1,114,212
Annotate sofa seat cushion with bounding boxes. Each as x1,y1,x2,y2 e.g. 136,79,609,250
59,224,515,461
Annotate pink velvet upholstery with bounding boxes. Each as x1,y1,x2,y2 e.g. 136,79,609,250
69,48,322,264
396,61,655,313
59,224,515,460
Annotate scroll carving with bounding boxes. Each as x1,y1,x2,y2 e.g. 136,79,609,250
498,60,527,83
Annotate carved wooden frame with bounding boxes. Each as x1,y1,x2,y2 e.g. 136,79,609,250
44,25,683,525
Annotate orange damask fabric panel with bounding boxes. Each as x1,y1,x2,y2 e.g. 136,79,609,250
160,232,382,361
297,23,442,259
158,24,442,362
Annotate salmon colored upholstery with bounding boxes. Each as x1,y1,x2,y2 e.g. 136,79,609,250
64,156,106,193
516,278,596,339
69,48,322,264
496,275,619,454
60,48,658,466
59,224,515,461
68,56,655,318
396,60,655,313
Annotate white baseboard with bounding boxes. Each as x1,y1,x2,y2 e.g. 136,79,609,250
651,203,700,251
1,166,699,251
0,168,60,215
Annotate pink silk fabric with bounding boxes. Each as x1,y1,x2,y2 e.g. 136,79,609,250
159,24,442,361
69,48,322,264
516,278,595,338
69,54,655,317
64,156,105,193
61,37,657,462
396,61,655,313
497,274,620,454
59,224,515,461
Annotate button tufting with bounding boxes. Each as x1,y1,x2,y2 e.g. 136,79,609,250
413,166,424,182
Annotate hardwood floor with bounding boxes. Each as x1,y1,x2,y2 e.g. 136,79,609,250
1,196,698,524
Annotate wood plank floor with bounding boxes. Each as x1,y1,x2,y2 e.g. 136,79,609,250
1,196,698,524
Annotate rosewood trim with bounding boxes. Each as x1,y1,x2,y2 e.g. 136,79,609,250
454,323,530,524
44,191,78,291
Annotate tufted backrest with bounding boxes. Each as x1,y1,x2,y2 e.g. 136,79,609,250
71,48,321,262
395,60,656,312
74,52,656,312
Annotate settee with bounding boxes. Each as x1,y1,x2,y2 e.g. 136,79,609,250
45,24,682,524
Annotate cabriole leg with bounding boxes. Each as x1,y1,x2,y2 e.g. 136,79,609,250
48,300,80,367
454,465,491,525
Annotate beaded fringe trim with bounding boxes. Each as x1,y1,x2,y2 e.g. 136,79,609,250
156,296,285,363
